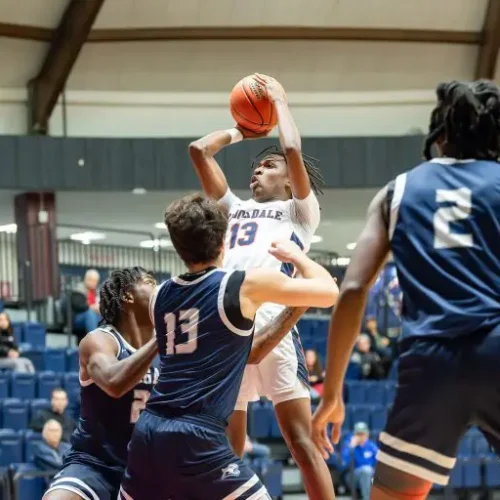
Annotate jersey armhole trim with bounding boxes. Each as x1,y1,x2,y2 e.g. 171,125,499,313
388,173,407,240
217,271,254,337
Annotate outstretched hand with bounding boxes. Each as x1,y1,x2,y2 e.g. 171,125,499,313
268,240,304,263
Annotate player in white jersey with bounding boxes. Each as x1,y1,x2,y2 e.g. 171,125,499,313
189,74,334,499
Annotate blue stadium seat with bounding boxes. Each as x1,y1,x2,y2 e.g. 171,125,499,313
269,411,281,439
22,348,45,371
0,430,23,466
23,431,43,462
342,406,352,430
66,348,79,372
385,382,396,405
350,405,371,428
63,372,80,403
388,360,399,380
370,406,387,430
30,399,50,420
485,456,500,487
10,322,24,345
10,463,46,500
44,348,66,372
346,382,365,405
2,399,29,431
345,362,361,380
11,373,36,400
37,371,62,399
0,372,9,399
449,459,463,488
248,401,272,439
23,322,46,348
474,434,491,456
458,436,473,457
252,459,283,497
462,458,481,488
364,382,385,405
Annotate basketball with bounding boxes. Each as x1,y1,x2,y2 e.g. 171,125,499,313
229,75,279,133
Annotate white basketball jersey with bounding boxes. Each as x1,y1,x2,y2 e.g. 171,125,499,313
220,189,320,333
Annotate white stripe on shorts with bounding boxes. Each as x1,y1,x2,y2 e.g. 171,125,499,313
222,474,259,500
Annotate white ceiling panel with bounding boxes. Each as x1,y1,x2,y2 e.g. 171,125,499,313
67,40,477,92
94,0,487,31
0,39,47,87
0,0,68,28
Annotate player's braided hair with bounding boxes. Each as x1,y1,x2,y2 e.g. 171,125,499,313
99,267,151,326
252,145,325,195
423,80,500,161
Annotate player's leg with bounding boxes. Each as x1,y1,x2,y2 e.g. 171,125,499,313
262,334,334,499
372,338,473,500
274,395,335,499
43,491,82,500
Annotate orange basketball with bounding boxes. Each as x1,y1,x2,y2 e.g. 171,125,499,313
229,75,279,133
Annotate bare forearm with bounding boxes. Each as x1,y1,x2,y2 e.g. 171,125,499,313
89,338,158,398
274,99,301,153
322,286,369,399
248,307,307,364
190,130,232,157
292,254,332,281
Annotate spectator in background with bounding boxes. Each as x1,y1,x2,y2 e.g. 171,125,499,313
243,435,271,460
305,348,325,398
30,388,75,442
33,420,71,481
0,312,35,373
364,316,393,371
351,334,385,380
72,269,101,336
341,422,378,500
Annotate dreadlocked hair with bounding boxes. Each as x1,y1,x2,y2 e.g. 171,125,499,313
252,145,325,195
423,80,500,161
99,266,150,326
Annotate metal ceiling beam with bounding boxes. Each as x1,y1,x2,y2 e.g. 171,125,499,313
475,0,500,79
28,0,105,135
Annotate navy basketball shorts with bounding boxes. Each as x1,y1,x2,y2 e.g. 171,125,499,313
378,332,500,485
119,411,270,500
44,449,123,500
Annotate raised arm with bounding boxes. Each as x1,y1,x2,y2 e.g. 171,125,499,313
79,332,158,399
255,74,311,200
311,186,391,457
241,241,338,315
248,306,307,364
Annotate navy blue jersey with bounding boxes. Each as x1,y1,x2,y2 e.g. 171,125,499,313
389,158,500,339
147,268,254,425
71,326,158,466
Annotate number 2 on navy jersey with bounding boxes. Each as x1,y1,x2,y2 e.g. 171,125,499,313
433,188,473,249
164,309,199,355
229,222,258,249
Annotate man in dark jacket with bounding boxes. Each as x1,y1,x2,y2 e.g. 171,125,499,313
30,388,75,442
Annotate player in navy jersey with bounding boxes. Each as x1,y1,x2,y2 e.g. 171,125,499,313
119,193,338,500
43,267,159,500
312,80,500,499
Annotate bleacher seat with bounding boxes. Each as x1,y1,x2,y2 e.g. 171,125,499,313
37,371,62,399
458,436,473,457
345,362,361,380
269,412,281,439
66,348,79,372
347,382,365,405
23,322,46,348
2,399,29,431
0,373,9,399
385,382,396,405
44,348,66,372
253,459,283,497
11,373,36,400
388,360,399,380
365,382,385,405
248,401,273,439
449,459,463,488
474,434,491,456
10,463,46,500
10,322,24,345
30,399,50,420
484,456,500,487
350,405,371,427
23,431,43,462
0,430,23,466
462,458,481,487
22,348,45,371
370,406,387,430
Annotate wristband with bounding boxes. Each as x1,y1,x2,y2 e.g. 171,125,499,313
227,128,243,144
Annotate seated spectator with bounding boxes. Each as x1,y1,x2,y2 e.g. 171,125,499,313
0,312,35,373
350,334,385,380
33,420,70,481
243,435,271,460
30,388,75,442
341,422,378,500
71,269,101,340
364,316,393,370
305,348,324,399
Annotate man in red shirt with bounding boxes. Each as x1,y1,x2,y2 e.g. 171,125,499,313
73,269,101,336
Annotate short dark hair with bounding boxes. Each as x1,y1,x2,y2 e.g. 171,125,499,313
165,193,228,265
99,267,152,326
424,80,500,161
252,145,325,195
